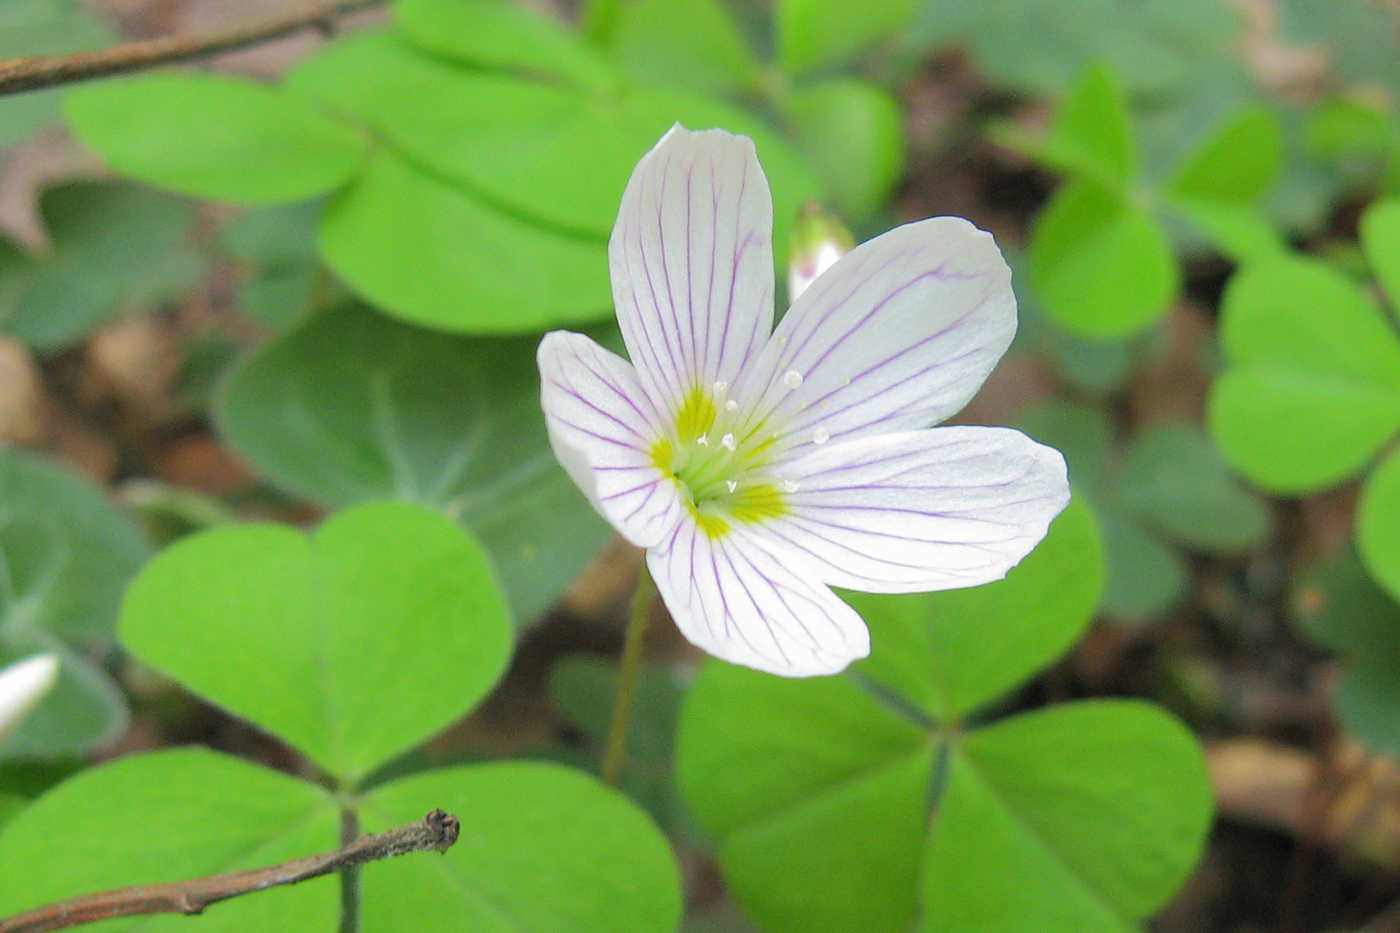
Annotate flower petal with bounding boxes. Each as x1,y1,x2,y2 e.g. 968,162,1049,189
763,426,1069,593
738,217,1015,458
538,331,684,548
647,519,870,676
610,125,774,417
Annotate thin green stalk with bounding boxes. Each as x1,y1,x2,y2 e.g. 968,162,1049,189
601,564,655,785
337,808,360,933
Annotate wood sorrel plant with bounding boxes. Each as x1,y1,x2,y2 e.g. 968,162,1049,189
0,6,1214,925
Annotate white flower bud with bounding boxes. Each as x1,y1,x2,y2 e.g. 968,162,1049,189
0,653,59,744
787,202,854,303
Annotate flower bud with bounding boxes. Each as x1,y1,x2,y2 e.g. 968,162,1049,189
787,202,854,303
0,653,59,744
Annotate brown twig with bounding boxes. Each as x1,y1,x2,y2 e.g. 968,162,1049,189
0,809,460,933
0,0,385,97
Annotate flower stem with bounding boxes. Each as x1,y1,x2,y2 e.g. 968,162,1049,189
601,563,655,785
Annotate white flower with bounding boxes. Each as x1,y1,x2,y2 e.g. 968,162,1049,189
538,126,1070,677
0,653,59,744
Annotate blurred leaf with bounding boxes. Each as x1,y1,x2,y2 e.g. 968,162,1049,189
0,759,81,799
290,32,820,255
359,762,682,933
318,152,610,333
1011,403,1194,620
1164,200,1285,263
1096,507,1188,621
120,502,513,783
1045,335,1139,392
1029,180,1178,338
0,239,24,316
1132,61,1330,240
547,657,695,839
777,0,914,75
1209,255,1400,492
121,478,239,540
216,305,612,622
1165,107,1283,205
0,450,147,758
781,79,905,219
2,181,203,350
922,702,1212,931
913,0,1238,97
1162,107,1286,261
1338,662,1400,762
1360,449,1400,603
220,200,322,265
611,0,761,95
1133,59,1258,185
1003,64,1134,187
1361,199,1400,315
219,201,324,330
1267,105,1357,235
849,497,1102,720
1014,301,1141,393
1306,97,1400,195
176,334,242,413
1013,401,1113,493
234,269,316,332
287,34,644,236
0,791,23,830
1291,547,1400,759
67,73,368,204
1308,97,1396,159
0,748,340,930
550,656,683,762
1116,423,1270,553
397,0,618,89
1291,546,1400,660
0,0,113,146
1278,0,1400,91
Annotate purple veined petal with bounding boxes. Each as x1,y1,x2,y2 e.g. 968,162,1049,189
763,426,1070,593
610,125,775,420
647,517,870,676
735,217,1016,459
538,331,685,548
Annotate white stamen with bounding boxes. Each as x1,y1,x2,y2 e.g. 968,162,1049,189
720,433,736,451
780,479,800,493
725,480,738,493
813,427,829,445
783,370,804,389
724,399,738,411
696,433,710,446
712,380,729,395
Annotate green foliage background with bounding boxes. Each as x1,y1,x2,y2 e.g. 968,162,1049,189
0,0,1397,930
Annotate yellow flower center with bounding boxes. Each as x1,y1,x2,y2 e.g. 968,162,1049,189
651,384,787,538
